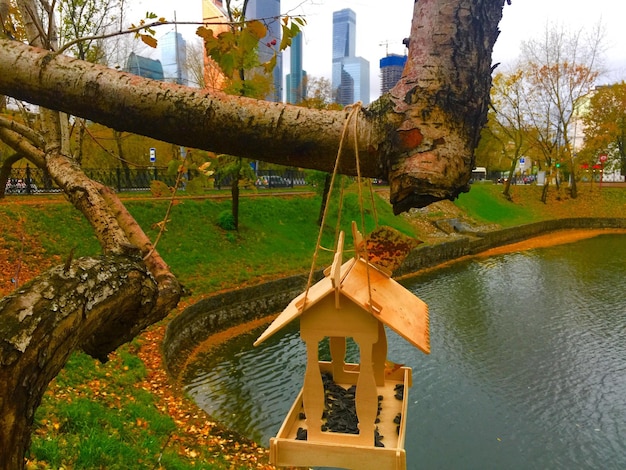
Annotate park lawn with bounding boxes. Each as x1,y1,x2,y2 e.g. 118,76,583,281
1,182,625,469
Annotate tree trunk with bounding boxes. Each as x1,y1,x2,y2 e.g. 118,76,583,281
541,180,550,203
502,157,518,200
317,173,332,226
232,159,241,231
0,147,181,469
0,256,168,470
569,162,578,198
385,0,503,212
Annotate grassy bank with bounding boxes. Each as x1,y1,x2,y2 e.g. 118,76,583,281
1,182,625,469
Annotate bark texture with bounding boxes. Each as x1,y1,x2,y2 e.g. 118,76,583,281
387,0,504,212
0,39,384,179
0,256,161,469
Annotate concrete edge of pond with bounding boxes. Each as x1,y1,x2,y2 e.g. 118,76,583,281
162,217,626,378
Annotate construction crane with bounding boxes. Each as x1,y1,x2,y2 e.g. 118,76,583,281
379,40,390,56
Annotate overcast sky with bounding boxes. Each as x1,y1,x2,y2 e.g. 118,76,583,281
132,0,626,101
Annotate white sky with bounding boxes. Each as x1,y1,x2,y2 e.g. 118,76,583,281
131,0,626,101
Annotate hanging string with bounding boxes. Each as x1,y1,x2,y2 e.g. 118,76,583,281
333,173,347,247
350,106,375,313
301,101,380,314
302,103,362,309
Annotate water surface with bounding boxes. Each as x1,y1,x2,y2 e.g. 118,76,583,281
184,234,626,469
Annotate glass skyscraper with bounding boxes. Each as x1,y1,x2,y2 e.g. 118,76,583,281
160,31,188,86
332,8,369,105
332,8,356,60
246,0,283,102
286,32,306,104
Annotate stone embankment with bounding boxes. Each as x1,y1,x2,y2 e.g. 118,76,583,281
163,217,626,377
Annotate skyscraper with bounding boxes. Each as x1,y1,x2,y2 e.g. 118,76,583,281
125,52,164,81
380,54,407,94
246,0,283,102
286,32,306,104
332,8,356,60
160,31,188,85
332,8,370,106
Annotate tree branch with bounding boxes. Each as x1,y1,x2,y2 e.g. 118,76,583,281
0,115,45,148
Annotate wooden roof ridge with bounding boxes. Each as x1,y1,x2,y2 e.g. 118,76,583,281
254,228,429,353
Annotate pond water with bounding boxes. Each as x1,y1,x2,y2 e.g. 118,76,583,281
183,234,626,469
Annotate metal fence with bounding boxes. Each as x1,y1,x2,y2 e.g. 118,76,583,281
3,165,309,194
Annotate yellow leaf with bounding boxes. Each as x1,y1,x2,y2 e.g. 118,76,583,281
141,34,158,48
247,20,267,39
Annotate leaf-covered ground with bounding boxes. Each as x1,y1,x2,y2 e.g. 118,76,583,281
0,206,273,469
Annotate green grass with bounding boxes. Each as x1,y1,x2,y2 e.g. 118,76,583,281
118,189,413,293
29,348,185,470
454,182,626,227
4,185,625,294
454,182,540,226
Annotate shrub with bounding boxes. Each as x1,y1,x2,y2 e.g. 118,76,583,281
216,210,236,231
149,180,170,198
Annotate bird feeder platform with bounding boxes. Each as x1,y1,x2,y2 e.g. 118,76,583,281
269,362,412,470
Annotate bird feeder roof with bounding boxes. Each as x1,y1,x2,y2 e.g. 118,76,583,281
254,255,430,354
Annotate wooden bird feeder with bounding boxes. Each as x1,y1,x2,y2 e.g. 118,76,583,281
254,223,430,470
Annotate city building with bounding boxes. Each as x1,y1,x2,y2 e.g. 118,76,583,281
332,8,356,60
202,0,229,91
286,32,307,104
380,54,407,94
160,31,188,85
125,52,164,80
332,8,370,106
340,57,369,105
246,0,283,102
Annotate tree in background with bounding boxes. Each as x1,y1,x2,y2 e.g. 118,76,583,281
185,38,207,88
581,82,626,178
486,69,535,199
59,0,125,164
297,76,342,225
300,76,340,110
199,4,303,230
521,23,603,200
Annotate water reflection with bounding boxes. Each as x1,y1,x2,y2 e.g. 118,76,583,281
184,234,626,469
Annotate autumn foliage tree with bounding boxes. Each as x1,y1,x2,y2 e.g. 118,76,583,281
198,5,304,230
486,69,535,198
521,23,603,200
0,1,508,468
581,81,626,176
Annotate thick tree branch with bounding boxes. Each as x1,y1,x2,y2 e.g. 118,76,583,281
0,115,45,148
0,0,506,212
0,256,161,469
388,0,504,212
0,38,387,176
0,127,46,168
